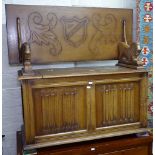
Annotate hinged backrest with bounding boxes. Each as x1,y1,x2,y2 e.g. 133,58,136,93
6,5,133,64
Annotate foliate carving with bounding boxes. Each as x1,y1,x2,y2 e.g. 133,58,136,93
28,12,62,56
89,14,118,54
60,16,89,47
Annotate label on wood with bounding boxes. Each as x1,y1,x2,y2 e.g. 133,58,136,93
6,5,133,64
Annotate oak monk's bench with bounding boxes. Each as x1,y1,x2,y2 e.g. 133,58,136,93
5,4,151,154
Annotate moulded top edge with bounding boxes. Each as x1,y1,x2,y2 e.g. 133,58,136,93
18,66,147,80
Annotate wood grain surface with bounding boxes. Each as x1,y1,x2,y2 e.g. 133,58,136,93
17,131,152,155
6,5,133,64
19,66,148,148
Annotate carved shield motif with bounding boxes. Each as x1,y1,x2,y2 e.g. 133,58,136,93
61,17,88,47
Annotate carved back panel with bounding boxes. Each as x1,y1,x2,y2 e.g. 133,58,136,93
6,5,133,64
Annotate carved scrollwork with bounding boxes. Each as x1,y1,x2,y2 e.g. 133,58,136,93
28,12,62,56
89,13,118,55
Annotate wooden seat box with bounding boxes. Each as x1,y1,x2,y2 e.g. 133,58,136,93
18,66,148,149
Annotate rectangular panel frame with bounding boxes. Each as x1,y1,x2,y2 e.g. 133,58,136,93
6,5,133,64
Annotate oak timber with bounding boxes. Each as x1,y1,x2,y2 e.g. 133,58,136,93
18,66,148,150
6,5,133,64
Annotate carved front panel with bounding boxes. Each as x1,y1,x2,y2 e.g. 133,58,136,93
95,82,140,128
20,71,148,147
32,86,86,136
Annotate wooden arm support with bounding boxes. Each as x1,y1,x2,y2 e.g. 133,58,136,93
17,17,33,74
117,19,144,69
21,42,33,74
117,42,144,69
